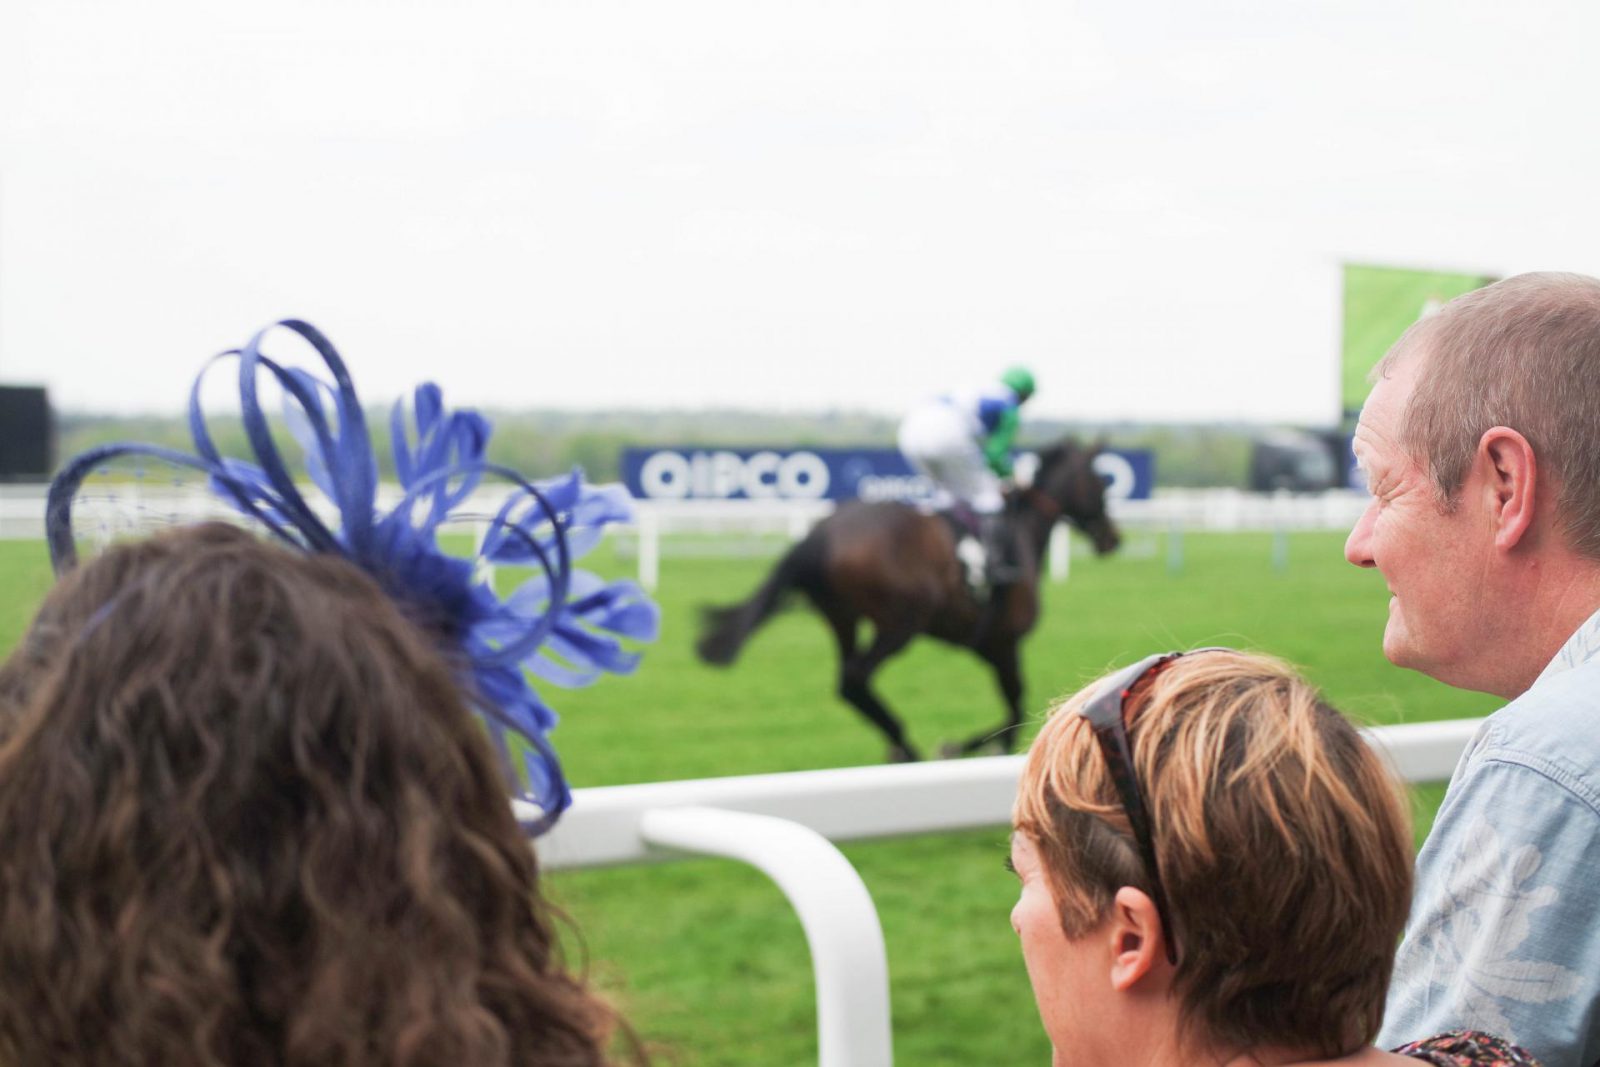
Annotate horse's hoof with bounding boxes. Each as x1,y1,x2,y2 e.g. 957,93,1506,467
938,742,965,760
888,745,921,763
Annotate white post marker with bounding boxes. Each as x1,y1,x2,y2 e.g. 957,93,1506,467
788,506,811,541
1049,520,1070,582
637,503,660,591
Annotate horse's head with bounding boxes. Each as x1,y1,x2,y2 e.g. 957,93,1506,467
1030,439,1121,556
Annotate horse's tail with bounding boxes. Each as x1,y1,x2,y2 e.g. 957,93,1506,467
696,531,825,666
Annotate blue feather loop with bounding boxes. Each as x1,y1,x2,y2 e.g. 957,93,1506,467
45,320,660,836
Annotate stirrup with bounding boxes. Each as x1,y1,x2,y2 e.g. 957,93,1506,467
986,558,1022,586
978,517,1019,586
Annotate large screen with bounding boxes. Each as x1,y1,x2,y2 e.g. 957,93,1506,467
1341,264,1496,420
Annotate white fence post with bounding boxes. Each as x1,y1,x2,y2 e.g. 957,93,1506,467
788,507,813,541
1049,521,1070,583
637,504,660,592
639,807,893,1067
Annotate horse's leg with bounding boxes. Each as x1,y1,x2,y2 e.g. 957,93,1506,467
952,638,1024,755
822,605,859,663
837,623,920,762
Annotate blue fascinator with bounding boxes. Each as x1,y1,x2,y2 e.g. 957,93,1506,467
45,319,659,834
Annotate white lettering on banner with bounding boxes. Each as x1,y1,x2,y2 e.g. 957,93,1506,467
857,474,934,503
744,451,782,498
777,452,829,498
640,452,691,498
1093,452,1137,499
640,449,1139,500
690,451,745,498
636,450,832,499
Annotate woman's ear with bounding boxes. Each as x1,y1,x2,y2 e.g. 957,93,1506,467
1107,886,1172,992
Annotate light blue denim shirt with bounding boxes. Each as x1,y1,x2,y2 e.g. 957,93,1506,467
1379,608,1600,1067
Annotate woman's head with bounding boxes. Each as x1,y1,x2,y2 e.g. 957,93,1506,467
1011,649,1412,1061
0,522,616,1067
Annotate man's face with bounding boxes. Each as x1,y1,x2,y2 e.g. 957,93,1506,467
1344,355,1492,684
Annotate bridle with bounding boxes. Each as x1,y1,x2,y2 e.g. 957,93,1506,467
1019,446,1108,532
1022,485,1063,523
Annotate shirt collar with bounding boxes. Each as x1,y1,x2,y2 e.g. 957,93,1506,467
1534,605,1600,686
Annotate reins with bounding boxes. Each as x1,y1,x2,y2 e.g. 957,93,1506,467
1022,485,1063,523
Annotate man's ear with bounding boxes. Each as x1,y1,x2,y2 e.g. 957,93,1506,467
1477,427,1538,551
1107,886,1172,992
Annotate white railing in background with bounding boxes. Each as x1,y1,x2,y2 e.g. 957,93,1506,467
531,718,1480,1067
623,497,834,590
0,484,1375,591
0,482,528,540
624,490,1373,589
0,484,51,540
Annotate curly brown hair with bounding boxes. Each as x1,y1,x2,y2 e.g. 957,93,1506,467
0,522,624,1067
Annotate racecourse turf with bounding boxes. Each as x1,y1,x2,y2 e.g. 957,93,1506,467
0,530,1492,1065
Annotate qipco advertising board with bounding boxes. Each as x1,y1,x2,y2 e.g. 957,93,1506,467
619,448,1154,503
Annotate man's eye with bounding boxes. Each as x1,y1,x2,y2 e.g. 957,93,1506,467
1003,855,1018,876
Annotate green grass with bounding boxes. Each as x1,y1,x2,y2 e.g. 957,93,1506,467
0,530,1494,1065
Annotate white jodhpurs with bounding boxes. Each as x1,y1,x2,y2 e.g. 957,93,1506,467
897,402,1004,514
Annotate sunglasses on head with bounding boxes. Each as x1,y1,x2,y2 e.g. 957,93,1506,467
1078,647,1232,966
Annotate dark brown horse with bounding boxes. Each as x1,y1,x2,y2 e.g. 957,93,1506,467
696,439,1121,761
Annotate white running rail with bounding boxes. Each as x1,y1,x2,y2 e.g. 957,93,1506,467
532,717,1481,1067
620,491,1374,589
0,485,1375,590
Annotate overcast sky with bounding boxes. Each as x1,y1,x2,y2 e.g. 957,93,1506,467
3,0,1599,424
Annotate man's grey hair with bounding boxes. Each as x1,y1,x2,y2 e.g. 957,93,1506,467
1373,271,1600,559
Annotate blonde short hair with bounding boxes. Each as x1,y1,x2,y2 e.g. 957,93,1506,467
1014,651,1412,1058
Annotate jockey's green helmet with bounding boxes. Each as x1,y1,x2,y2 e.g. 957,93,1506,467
1001,366,1036,402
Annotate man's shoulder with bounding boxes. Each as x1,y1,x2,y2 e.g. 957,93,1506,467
1489,656,1600,738
1470,658,1600,810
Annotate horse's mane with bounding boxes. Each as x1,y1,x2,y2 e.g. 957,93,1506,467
1034,437,1088,475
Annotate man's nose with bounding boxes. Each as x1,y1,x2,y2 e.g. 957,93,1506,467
1344,500,1377,568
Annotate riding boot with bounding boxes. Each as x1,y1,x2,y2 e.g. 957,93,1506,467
968,514,1017,648
979,513,1020,587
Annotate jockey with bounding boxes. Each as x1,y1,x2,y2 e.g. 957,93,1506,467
897,366,1036,586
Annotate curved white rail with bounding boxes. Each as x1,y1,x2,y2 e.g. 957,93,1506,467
533,718,1482,1066
639,807,892,1067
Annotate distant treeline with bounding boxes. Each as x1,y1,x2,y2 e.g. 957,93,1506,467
56,409,1263,489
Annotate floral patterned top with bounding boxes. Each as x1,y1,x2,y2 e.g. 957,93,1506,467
1378,608,1600,1066
1393,1030,1544,1066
